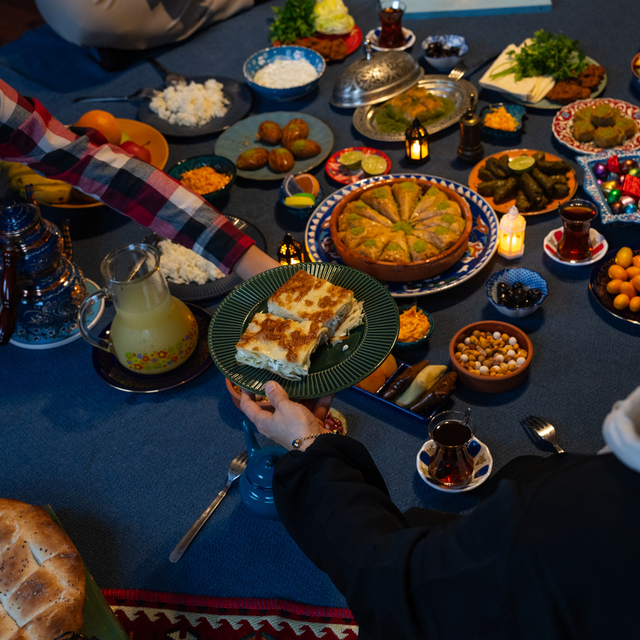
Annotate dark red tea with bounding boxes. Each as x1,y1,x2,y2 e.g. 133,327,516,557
429,420,474,486
557,204,596,262
378,7,406,48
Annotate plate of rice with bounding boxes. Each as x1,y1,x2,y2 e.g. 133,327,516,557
138,76,252,138
143,215,267,301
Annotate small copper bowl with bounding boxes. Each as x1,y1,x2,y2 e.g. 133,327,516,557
449,321,533,393
329,177,472,282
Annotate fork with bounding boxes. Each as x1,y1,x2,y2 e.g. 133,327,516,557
448,62,468,82
169,451,249,563
520,415,565,453
73,87,158,103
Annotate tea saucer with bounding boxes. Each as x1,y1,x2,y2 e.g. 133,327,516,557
543,227,608,265
416,438,493,493
91,304,213,392
365,28,416,52
10,279,105,350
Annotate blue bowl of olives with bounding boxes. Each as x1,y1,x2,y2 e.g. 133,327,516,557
486,268,548,318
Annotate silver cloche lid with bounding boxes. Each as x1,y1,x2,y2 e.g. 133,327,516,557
331,41,424,108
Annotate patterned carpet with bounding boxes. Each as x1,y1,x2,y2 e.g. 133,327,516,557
104,590,358,640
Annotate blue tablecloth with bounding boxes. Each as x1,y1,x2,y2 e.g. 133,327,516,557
1,0,639,608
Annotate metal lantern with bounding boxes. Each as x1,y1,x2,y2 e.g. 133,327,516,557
405,118,429,164
278,233,305,265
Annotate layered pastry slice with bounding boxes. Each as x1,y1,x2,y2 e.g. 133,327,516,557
235,313,328,380
267,270,356,336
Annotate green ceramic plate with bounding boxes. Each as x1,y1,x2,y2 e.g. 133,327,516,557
208,263,399,399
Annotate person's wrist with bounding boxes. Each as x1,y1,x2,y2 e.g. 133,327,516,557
291,429,342,451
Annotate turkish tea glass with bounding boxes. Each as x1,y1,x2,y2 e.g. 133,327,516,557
427,410,476,486
378,0,406,49
557,199,598,262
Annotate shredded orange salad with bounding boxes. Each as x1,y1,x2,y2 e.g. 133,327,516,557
483,106,517,132
398,305,431,342
180,166,231,194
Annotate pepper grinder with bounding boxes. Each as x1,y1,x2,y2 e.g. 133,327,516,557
457,95,484,164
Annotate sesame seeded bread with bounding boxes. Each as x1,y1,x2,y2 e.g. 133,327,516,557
0,499,85,640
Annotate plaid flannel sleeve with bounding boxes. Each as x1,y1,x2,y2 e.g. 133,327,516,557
0,78,254,275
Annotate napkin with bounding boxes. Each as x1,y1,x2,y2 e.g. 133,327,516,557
602,385,640,473
479,40,555,104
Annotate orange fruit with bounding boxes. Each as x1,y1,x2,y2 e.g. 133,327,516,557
294,173,320,197
615,246,633,268
631,274,640,293
607,279,623,295
356,368,386,393
608,264,628,281
620,281,636,299
613,293,630,310
75,110,122,145
378,354,398,378
626,266,640,279
633,255,640,268
630,296,640,313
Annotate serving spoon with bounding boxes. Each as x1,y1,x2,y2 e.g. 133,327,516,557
73,87,158,103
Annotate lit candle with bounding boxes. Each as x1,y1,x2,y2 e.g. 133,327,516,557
405,118,429,164
497,206,526,259
278,233,305,265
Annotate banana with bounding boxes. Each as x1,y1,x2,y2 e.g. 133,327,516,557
10,174,70,192
5,162,39,181
19,182,73,205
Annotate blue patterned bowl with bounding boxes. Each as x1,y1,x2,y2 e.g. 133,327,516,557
486,268,548,318
243,46,326,102
168,155,236,203
421,35,468,72
480,103,526,139
278,180,324,218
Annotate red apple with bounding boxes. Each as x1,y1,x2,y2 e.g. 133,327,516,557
120,140,152,163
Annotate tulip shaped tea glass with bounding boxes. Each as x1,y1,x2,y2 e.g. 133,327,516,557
427,410,476,486
378,0,406,49
557,199,598,262
78,243,199,375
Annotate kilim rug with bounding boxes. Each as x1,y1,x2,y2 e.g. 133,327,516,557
103,589,359,640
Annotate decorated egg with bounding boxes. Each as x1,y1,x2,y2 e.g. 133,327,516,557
629,167,640,178
607,171,621,182
607,188,621,204
610,200,625,215
620,195,637,208
601,180,619,195
593,162,608,180
624,202,638,213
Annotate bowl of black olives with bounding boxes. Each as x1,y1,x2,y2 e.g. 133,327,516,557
421,35,468,72
486,268,548,318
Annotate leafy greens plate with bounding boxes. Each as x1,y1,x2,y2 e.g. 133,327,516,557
208,263,398,399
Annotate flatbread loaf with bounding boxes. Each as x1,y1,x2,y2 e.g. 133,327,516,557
0,499,85,640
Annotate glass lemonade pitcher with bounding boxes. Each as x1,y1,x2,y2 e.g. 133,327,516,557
78,243,198,375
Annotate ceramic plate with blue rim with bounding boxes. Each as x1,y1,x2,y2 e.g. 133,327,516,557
10,279,105,350
304,174,499,298
577,150,640,225
416,438,493,493
365,27,416,52
138,77,252,138
215,111,334,181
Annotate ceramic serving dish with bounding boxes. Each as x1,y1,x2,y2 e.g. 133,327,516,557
243,46,326,101
486,268,548,318
395,305,434,348
168,155,236,203
329,177,473,282
449,320,533,392
421,35,468,72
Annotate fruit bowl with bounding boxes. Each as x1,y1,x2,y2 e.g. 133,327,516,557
449,321,533,392
329,176,472,282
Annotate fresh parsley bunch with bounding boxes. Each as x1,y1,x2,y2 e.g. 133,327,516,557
492,30,588,81
269,0,317,44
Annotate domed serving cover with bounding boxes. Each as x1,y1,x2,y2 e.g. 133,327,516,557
331,44,423,108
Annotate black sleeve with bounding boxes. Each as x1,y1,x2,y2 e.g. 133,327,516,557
273,435,520,640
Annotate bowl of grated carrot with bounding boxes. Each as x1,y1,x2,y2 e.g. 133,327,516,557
480,103,525,139
168,154,236,203
395,304,433,348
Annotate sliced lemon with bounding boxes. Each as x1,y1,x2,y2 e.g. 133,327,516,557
508,155,535,174
339,150,365,170
285,194,316,208
361,155,387,176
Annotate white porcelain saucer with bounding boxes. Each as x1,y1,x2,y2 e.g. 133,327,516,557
365,27,416,52
543,227,608,266
416,438,493,493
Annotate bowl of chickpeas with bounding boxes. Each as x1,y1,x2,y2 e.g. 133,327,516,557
449,321,533,392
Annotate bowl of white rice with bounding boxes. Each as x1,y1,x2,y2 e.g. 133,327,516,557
243,45,326,101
